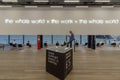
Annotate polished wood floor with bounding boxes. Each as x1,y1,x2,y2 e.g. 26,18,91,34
0,46,120,80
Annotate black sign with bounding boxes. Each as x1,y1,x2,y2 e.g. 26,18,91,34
46,47,73,80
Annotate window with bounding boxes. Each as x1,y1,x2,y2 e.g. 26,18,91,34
24,35,37,45
82,35,87,45
43,35,52,44
0,35,8,44
10,35,23,44
75,35,80,44
53,35,66,45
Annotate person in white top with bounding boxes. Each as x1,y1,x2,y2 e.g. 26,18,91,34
111,40,116,47
99,41,103,45
12,39,16,47
12,40,16,45
112,40,116,44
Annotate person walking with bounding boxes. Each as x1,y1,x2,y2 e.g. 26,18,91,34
67,30,75,48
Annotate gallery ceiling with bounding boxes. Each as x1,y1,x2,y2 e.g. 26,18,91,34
0,0,120,7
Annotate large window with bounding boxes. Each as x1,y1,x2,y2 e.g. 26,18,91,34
43,35,52,44
75,35,80,44
24,35,37,45
10,35,23,44
82,35,87,45
0,35,89,45
0,35,37,45
53,35,66,45
0,35,8,44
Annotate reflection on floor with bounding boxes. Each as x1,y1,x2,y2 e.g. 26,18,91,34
0,46,120,80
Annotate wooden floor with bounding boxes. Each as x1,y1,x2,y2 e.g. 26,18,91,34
0,46,120,80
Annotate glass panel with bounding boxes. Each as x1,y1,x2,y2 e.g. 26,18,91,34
96,39,105,44
43,35,52,44
53,35,66,45
0,35,8,44
10,35,23,44
24,35,37,45
82,35,87,45
75,35,80,44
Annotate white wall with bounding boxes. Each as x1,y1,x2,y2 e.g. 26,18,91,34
0,7,120,35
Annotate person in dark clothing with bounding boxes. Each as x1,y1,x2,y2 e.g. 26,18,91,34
44,41,48,47
67,31,75,48
75,40,79,46
63,41,66,46
61,41,67,46
26,40,31,47
12,39,17,47
56,41,59,46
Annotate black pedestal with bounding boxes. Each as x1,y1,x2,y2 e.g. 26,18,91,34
46,46,73,80
88,35,96,49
